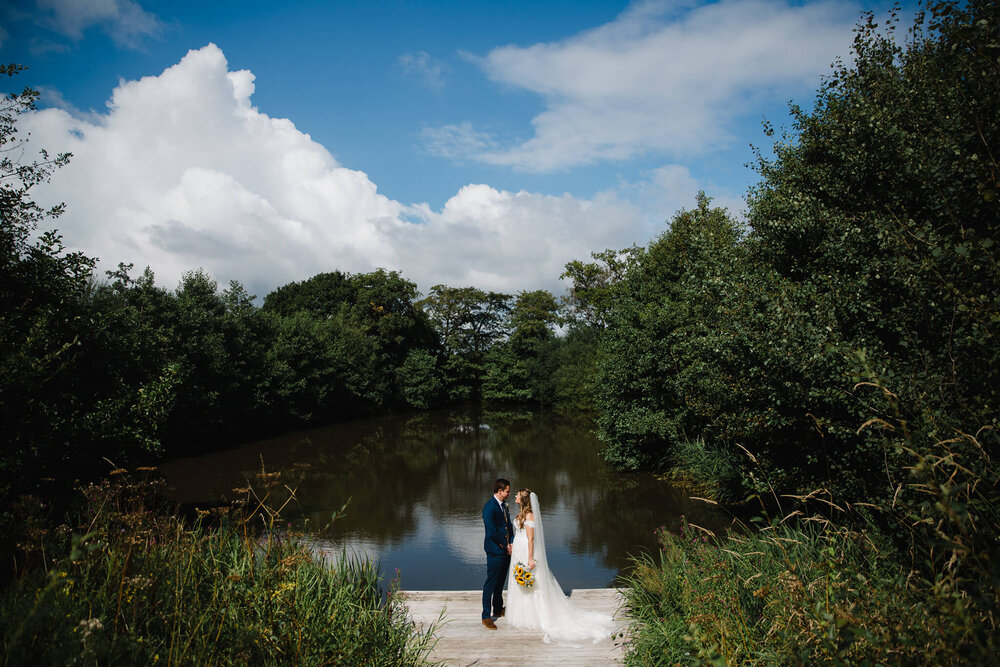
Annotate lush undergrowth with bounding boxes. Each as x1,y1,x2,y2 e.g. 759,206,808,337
621,424,999,665
0,470,436,666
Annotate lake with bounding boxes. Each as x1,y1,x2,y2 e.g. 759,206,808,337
159,408,731,591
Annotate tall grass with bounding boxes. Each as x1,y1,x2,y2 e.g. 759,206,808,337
621,419,999,664
1,468,437,666
667,439,744,502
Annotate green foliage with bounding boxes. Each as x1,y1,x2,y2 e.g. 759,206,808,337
740,0,999,496
262,268,437,411
595,0,1000,504
481,342,534,403
509,289,560,347
624,517,916,665
604,9,1000,659
418,284,511,399
261,270,355,318
396,349,445,409
264,311,361,422
561,247,638,330
596,193,744,471
549,328,601,413
623,412,999,664
348,269,436,369
0,470,436,666
0,68,157,490
481,289,564,406
619,8,999,657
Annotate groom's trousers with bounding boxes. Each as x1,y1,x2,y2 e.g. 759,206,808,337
482,552,510,619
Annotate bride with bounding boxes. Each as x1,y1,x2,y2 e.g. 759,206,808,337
506,489,615,643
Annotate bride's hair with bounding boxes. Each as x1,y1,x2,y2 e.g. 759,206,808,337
514,488,533,528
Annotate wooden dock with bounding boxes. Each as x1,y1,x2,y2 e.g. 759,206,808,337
401,589,629,666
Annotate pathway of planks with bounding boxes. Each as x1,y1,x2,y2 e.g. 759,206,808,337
401,589,629,666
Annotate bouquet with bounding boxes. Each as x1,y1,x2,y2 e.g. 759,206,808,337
513,561,534,588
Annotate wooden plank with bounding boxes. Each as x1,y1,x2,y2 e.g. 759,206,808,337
400,589,629,666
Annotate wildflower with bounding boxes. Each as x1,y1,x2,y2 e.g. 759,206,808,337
77,618,104,642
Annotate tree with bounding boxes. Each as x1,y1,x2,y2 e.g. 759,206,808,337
418,285,511,399
261,271,354,318
509,289,560,348
560,247,638,330
596,194,744,471
264,268,437,407
742,0,1000,494
594,0,1000,505
395,349,445,409
1,66,92,487
483,290,562,405
0,67,184,493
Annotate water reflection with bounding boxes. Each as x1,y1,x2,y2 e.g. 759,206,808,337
160,408,732,590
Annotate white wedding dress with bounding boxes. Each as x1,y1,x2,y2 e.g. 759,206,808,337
505,492,615,644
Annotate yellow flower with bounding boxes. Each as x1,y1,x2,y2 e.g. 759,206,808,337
514,562,534,588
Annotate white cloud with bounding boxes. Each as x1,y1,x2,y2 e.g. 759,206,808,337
23,44,696,299
398,51,446,88
33,0,161,47
625,164,746,224
434,0,858,171
29,36,71,55
420,121,497,160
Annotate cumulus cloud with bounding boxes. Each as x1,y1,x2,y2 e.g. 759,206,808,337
433,0,858,171
23,44,693,299
398,51,446,88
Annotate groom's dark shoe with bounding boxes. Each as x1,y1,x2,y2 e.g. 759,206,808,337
494,608,505,618
482,618,498,630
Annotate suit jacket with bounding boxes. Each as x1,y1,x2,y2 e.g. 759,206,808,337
482,497,514,556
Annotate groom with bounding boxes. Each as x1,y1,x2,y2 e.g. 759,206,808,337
481,478,513,630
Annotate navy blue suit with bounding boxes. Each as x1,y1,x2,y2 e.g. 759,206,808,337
482,497,513,619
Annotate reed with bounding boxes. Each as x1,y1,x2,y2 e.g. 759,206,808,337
1,468,437,666
621,421,999,665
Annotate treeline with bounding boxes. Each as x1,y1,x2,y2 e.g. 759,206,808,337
2,252,601,493
2,80,601,493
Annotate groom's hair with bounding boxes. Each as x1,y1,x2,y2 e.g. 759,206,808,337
493,478,510,494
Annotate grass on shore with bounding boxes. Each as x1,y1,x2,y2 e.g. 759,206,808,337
1,468,437,666
621,426,999,665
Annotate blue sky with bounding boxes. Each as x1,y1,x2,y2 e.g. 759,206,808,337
1,0,899,298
